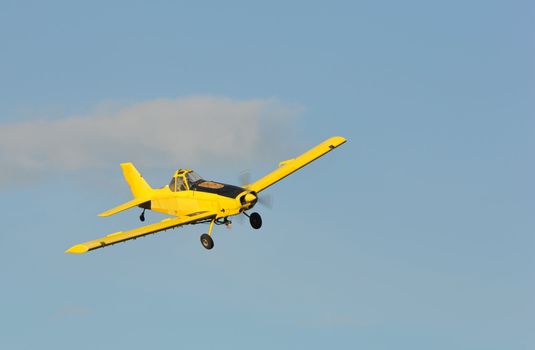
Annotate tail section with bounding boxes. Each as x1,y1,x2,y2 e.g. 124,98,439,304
121,163,153,198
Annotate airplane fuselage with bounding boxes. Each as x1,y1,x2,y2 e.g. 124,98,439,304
147,184,256,219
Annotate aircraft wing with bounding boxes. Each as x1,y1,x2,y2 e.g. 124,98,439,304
248,136,346,193
65,211,216,254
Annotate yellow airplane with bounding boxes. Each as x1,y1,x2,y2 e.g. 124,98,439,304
66,136,346,254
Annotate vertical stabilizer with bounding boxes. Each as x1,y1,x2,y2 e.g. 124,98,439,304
120,163,153,198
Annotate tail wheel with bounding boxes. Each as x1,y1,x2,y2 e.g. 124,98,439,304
200,234,214,250
249,212,262,229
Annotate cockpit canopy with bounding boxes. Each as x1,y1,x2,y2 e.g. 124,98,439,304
168,169,245,198
168,169,204,192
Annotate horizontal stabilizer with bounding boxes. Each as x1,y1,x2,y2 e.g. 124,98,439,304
98,197,150,217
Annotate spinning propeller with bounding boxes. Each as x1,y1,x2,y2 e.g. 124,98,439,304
239,170,273,209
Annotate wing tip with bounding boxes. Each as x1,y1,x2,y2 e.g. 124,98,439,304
328,136,347,147
65,244,89,254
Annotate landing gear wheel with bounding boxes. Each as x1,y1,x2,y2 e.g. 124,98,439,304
249,212,262,229
140,210,145,222
200,234,214,250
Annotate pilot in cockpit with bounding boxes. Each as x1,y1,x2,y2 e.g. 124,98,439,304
168,170,205,192
168,171,187,192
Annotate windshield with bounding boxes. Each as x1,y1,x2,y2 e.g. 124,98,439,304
186,171,204,187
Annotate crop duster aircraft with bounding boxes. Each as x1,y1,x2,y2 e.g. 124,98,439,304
65,136,346,253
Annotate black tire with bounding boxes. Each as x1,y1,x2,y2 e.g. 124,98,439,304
249,212,262,229
200,234,214,250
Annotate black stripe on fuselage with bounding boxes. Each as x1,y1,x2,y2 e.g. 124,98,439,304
192,183,245,198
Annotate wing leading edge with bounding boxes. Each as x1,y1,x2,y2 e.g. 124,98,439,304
65,211,216,254
248,136,346,193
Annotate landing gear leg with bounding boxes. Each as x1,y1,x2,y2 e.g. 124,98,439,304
200,218,216,250
140,209,146,222
249,212,262,229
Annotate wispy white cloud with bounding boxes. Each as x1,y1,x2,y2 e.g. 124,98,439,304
0,96,300,185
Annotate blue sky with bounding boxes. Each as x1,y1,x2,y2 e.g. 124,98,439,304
0,1,533,349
